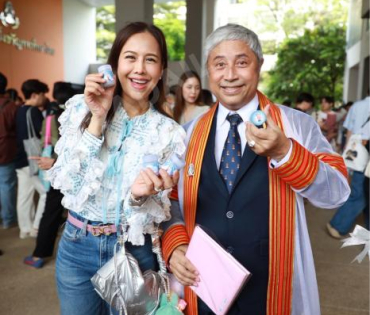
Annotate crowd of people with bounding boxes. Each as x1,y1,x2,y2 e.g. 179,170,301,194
0,21,368,315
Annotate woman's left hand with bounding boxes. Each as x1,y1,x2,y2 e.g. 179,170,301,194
131,168,180,198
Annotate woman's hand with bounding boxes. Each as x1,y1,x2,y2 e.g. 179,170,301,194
28,156,55,170
131,168,180,198
84,73,116,123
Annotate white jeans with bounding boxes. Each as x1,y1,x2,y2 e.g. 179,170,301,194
16,166,47,233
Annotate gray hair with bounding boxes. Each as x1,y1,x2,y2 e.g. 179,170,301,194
204,24,263,64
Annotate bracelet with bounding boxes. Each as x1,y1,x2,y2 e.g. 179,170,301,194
129,193,148,207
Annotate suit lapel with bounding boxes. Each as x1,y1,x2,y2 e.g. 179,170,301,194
232,139,259,192
203,109,230,198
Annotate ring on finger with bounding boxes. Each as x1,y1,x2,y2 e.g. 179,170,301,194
248,140,256,148
154,186,163,193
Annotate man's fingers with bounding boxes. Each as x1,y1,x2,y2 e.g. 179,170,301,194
28,156,40,160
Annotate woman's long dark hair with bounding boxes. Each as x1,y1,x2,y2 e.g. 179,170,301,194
81,22,169,130
173,70,203,123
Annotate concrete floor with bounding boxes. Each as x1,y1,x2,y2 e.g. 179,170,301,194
0,203,369,315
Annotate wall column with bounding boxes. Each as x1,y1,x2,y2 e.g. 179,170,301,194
115,0,153,33
184,0,215,87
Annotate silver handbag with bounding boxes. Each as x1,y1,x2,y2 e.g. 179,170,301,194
23,108,41,176
91,227,170,315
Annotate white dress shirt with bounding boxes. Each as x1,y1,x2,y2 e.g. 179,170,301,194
215,94,291,168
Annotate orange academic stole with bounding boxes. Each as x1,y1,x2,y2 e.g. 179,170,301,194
181,91,296,315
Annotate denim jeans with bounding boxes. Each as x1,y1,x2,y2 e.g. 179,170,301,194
56,211,158,315
330,171,369,234
0,162,17,227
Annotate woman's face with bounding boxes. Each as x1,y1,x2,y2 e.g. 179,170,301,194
182,77,201,105
117,32,162,105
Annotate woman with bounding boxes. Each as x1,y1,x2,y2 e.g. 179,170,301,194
173,71,209,124
47,22,186,314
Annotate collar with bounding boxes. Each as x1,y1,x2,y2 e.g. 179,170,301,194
217,93,259,130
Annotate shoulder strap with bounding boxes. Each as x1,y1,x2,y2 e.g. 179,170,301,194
44,115,54,146
361,115,370,128
26,107,37,139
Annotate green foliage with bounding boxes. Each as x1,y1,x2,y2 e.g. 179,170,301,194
265,24,346,104
96,6,115,62
154,2,186,61
95,3,186,62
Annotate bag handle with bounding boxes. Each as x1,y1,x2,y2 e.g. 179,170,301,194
361,115,370,129
26,107,37,139
44,115,53,147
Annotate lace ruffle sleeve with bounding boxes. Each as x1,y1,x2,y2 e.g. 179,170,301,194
47,95,106,211
123,119,186,245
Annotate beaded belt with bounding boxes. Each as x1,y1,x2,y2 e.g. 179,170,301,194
67,212,117,236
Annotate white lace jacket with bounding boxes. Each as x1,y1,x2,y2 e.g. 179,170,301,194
48,95,186,245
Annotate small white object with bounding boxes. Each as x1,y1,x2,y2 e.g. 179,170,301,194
341,225,370,263
188,163,195,177
98,64,115,88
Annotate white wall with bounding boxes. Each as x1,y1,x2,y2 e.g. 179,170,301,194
63,0,96,84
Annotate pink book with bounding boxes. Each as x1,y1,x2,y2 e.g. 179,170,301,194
185,226,252,315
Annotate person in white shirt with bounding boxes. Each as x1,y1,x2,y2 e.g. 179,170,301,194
328,92,370,238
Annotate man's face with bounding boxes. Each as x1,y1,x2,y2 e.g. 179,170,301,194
207,40,262,111
321,99,333,112
31,92,46,107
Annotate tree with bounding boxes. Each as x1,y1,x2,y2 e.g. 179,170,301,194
96,6,115,62
154,2,186,61
95,3,186,62
265,23,346,104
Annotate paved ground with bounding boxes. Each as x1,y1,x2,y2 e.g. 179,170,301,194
0,203,369,315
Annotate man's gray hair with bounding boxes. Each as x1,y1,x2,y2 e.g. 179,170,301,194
204,24,263,64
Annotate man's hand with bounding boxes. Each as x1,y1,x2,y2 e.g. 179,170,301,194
29,156,55,170
246,105,291,161
169,244,199,287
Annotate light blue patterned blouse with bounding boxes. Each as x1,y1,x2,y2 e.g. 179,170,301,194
48,95,186,245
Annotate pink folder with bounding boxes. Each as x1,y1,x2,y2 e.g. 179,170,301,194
185,226,251,315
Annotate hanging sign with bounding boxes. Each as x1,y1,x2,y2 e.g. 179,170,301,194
0,1,55,55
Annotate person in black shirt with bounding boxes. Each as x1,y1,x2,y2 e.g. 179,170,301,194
15,79,49,239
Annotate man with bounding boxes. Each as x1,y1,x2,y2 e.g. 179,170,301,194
0,72,17,229
295,92,315,117
15,79,48,239
328,92,370,238
162,24,350,315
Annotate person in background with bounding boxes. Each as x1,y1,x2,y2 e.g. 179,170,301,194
24,82,77,268
15,79,49,239
327,92,370,238
163,84,177,116
282,99,292,107
173,71,209,124
201,88,214,106
0,72,17,229
162,24,349,315
47,22,184,314
295,92,316,118
317,96,338,150
5,88,23,106
336,101,354,153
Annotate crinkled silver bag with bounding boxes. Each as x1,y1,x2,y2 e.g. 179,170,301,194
91,230,169,315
